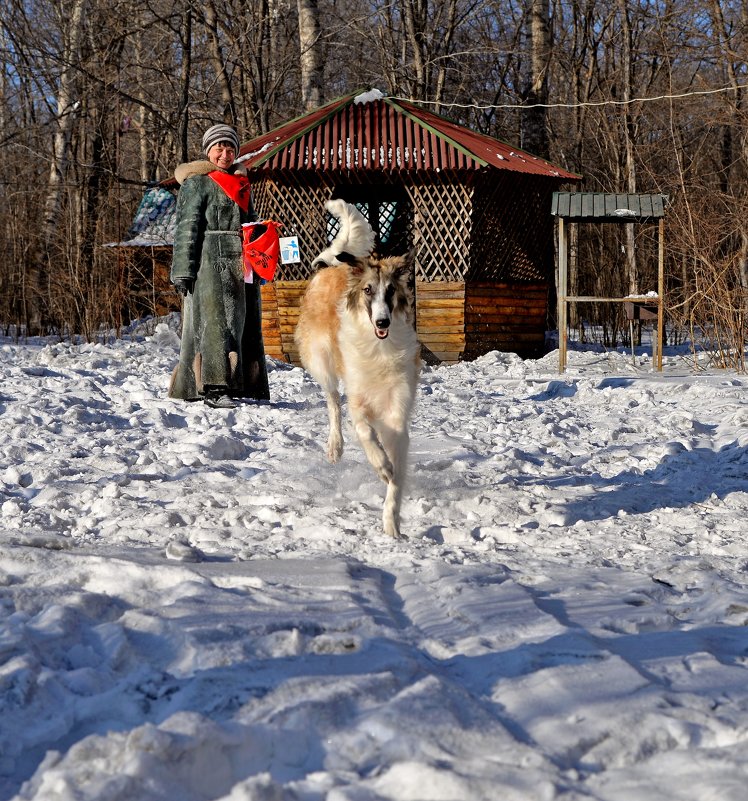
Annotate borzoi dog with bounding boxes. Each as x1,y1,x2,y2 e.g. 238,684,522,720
295,199,421,538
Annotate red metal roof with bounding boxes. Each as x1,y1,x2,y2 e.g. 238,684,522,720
237,91,581,180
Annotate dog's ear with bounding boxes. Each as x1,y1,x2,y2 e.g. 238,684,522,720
393,248,417,282
334,251,357,265
337,251,367,277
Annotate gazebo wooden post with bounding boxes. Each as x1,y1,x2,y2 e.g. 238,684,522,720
557,216,568,373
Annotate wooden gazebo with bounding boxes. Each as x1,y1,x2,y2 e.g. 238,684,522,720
239,90,581,363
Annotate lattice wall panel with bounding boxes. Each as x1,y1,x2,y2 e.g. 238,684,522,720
470,173,554,283
252,172,336,281
252,170,424,281
406,176,472,282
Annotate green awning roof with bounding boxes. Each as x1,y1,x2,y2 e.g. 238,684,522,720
551,192,668,222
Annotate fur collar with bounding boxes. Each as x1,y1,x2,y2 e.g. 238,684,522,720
174,160,248,185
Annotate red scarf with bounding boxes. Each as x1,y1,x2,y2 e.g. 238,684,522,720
208,170,251,212
242,221,282,282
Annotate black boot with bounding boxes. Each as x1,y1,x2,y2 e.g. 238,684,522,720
203,387,237,408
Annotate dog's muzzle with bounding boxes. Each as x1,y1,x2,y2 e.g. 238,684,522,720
374,318,390,339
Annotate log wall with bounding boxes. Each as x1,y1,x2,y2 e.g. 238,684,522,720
259,279,549,365
259,281,283,360
267,280,306,363
414,281,465,364
463,282,548,359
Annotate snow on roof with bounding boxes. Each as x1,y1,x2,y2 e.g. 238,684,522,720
354,88,385,104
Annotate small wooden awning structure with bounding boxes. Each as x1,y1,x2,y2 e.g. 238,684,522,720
551,192,668,372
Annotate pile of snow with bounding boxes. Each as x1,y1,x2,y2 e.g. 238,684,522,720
1,322,748,801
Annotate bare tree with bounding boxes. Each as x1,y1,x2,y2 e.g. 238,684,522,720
369,0,463,106
298,0,323,110
521,0,550,159
204,0,237,124
709,0,748,305
616,0,638,295
43,0,86,244
178,3,193,161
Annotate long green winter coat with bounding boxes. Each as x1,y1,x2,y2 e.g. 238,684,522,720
169,160,270,402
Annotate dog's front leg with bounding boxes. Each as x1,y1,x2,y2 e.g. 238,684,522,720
325,389,344,463
382,485,401,538
349,397,394,483
380,427,409,538
353,419,394,483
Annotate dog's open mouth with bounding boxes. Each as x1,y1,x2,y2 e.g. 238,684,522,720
375,327,389,339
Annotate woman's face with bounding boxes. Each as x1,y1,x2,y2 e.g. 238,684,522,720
207,141,236,169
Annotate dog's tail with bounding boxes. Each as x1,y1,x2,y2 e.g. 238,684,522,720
312,199,375,267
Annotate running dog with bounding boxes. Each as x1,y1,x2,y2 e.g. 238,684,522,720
295,199,420,538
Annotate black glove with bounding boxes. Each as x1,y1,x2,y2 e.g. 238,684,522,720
174,278,194,296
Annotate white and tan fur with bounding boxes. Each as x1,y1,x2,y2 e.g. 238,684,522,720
295,200,420,538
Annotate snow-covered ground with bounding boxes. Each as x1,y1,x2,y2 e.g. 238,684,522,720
1,318,747,801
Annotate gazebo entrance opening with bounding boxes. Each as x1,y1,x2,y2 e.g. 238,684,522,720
328,185,412,257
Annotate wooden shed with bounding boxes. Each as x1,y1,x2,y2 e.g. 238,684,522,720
238,90,581,363
103,185,179,319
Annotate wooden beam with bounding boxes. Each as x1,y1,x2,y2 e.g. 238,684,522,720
558,217,568,372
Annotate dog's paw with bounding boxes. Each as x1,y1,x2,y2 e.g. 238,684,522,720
375,461,394,484
327,437,343,463
383,517,402,538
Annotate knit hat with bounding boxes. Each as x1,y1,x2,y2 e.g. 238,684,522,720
202,124,240,157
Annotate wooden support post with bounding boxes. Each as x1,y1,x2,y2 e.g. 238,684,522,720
657,217,664,371
558,217,568,372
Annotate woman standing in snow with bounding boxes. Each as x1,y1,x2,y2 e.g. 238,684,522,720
169,124,270,408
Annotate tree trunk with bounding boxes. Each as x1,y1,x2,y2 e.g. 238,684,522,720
433,0,457,112
402,0,428,100
521,0,550,159
35,0,86,333
178,6,192,163
204,0,236,125
134,12,154,184
43,0,86,244
297,0,323,111
617,0,637,296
